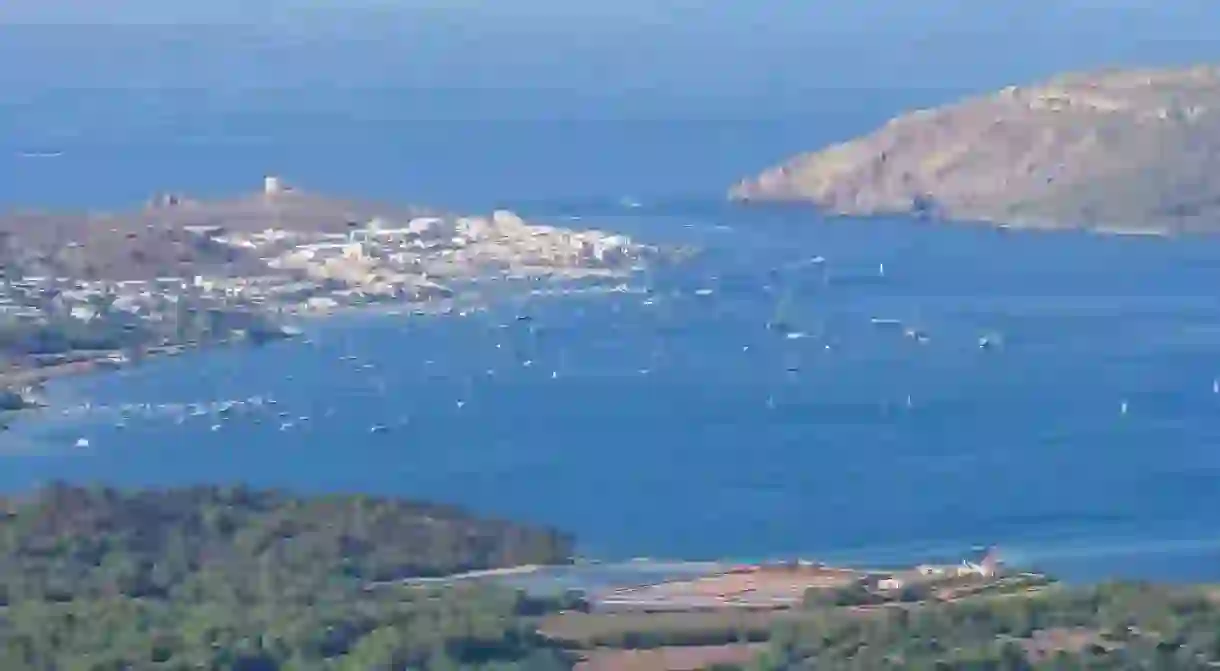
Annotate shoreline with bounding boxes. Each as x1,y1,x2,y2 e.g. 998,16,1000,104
0,272,651,425
378,552,1034,612
0,183,664,416
733,200,1186,238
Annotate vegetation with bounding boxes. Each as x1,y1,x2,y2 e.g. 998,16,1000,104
0,315,144,356
759,582,1220,669
0,300,286,362
541,610,783,650
0,388,29,411
543,580,1220,669
0,483,575,670
6,483,1220,669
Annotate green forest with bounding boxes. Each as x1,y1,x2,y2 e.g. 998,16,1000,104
0,484,575,670
754,581,1220,669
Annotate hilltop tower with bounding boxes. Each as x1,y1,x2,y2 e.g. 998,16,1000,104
263,175,286,197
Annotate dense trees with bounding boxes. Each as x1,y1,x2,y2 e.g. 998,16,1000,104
757,582,1220,669
0,484,575,670
0,298,287,360
0,316,144,356
0,388,27,411
0,483,573,593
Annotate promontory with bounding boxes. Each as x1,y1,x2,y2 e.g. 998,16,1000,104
730,65,1220,233
0,178,661,400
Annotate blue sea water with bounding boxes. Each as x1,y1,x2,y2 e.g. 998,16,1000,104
5,19,1220,582
7,194,1220,582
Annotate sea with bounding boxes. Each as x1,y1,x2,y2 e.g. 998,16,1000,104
5,14,1220,585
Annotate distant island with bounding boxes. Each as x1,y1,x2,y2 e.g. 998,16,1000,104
5,483,1220,669
730,65,1220,233
0,177,661,408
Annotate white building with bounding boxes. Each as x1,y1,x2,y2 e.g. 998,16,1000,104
957,549,1001,578
264,175,286,196
343,243,366,261
877,577,905,591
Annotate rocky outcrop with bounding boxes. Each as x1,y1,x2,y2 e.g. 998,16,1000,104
730,66,1220,232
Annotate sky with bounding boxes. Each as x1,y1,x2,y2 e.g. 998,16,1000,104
0,0,1215,29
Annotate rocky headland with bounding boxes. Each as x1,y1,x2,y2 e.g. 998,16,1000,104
730,65,1220,233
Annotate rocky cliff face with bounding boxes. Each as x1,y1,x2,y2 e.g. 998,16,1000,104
730,66,1220,232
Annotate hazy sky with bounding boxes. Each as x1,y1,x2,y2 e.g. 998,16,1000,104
1,0,1214,27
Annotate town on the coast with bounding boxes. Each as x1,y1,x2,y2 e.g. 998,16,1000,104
0,176,661,410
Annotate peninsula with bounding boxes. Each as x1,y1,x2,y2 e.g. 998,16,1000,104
0,178,658,399
730,65,1220,233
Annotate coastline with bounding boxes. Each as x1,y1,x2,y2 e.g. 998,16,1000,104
0,270,653,427
375,550,1031,613
10,280,1220,586
0,184,665,423
734,200,1184,238
729,66,1220,235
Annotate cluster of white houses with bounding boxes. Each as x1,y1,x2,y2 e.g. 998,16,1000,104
0,177,649,328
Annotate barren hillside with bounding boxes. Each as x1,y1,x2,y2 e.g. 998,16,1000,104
730,66,1220,232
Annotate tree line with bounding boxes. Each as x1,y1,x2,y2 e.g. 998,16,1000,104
0,483,575,670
